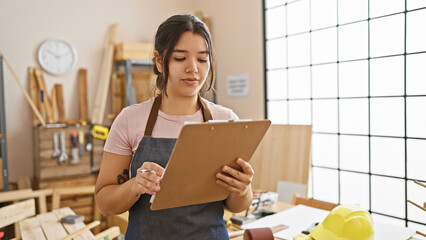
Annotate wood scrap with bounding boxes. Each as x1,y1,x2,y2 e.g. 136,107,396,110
78,68,89,121
55,84,66,123
28,67,41,126
51,87,57,123
0,51,46,126
34,68,54,123
91,23,119,125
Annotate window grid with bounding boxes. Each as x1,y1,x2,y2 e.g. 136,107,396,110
263,0,426,228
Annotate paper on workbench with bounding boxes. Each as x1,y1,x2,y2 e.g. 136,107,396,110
241,204,329,240
373,222,416,240
241,204,417,240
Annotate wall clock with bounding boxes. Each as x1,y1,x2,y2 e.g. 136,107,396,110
38,38,77,75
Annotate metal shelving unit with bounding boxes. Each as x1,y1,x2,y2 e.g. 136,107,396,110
0,55,9,191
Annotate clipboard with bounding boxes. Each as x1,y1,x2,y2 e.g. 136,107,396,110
150,119,271,210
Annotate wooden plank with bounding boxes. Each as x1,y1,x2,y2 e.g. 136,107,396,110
0,199,35,228
34,68,54,124
17,176,32,189
36,174,97,190
0,189,32,202
250,125,312,192
78,69,89,121
0,189,53,202
19,216,47,240
52,186,95,210
28,67,41,126
61,220,99,240
0,51,46,126
55,84,66,123
91,23,119,125
292,193,338,211
51,87,57,123
111,72,124,116
39,161,91,180
53,207,96,240
114,42,154,61
60,195,93,209
36,212,68,240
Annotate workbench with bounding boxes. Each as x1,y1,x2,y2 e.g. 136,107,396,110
19,207,96,240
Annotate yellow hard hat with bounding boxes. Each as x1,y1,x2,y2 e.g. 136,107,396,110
309,204,374,240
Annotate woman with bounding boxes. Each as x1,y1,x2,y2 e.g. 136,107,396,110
95,14,254,239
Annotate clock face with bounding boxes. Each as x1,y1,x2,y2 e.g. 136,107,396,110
38,39,77,75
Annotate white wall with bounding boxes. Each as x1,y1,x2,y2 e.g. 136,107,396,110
0,0,265,182
194,0,265,120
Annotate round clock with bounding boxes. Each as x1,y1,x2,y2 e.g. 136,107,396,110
37,38,77,75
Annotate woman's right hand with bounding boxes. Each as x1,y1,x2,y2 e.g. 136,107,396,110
133,162,164,196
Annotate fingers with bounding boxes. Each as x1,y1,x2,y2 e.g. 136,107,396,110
216,158,254,196
141,162,164,177
236,158,254,176
134,162,164,196
221,158,253,184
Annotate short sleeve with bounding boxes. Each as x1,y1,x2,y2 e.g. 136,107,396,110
103,108,133,155
229,110,239,120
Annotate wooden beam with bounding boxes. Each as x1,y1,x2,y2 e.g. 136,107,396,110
91,23,119,125
19,215,47,240
55,84,66,123
53,207,96,240
78,69,89,121
0,51,46,126
36,212,68,239
51,87,57,123
28,67,40,126
60,221,99,240
0,199,35,228
34,68,54,124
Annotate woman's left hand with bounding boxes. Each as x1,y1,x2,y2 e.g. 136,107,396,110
215,158,254,197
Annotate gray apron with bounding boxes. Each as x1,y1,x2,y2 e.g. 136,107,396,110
125,95,229,240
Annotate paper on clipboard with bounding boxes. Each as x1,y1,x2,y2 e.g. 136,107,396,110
150,120,271,211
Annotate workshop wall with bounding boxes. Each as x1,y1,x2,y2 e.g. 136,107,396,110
0,0,265,182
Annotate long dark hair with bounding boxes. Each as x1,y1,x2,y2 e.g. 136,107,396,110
153,14,216,96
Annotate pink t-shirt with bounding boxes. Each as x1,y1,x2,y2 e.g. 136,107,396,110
104,97,239,156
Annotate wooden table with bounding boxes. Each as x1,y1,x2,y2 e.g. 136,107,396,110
19,207,96,240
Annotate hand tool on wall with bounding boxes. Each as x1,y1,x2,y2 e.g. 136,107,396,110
39,90,46,122
0,51,46,126
70,132,80,164
86,131,93,152
78,130,85,157
52,132,60,158
78,68,89,121
93,125,109,140
58,131,68,164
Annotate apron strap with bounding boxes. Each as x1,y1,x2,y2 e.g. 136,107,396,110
198,94,213,122
144,95,162,136
144,94,213,136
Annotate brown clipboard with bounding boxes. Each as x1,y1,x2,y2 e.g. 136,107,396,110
150,119,271,210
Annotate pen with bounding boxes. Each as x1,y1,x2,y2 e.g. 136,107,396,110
140,169,157,174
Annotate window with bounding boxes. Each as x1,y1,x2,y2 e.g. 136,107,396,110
264,0,426,228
